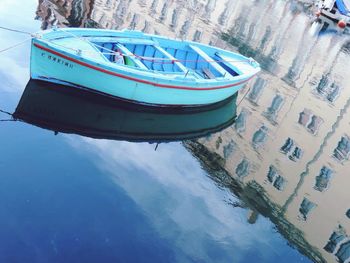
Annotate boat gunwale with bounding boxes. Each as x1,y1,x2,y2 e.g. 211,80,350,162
41,35,254,78
33,41,258,91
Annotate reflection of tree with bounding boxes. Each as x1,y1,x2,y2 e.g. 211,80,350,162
36,0,96,30
36,0,71,29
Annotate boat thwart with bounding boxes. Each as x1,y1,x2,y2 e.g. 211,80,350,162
30,28,260,106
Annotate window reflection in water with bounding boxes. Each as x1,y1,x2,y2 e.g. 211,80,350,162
33,0,350,262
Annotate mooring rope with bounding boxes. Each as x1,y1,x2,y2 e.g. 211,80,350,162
0,119,15,122
0,26,33,35
0,25,258,66
0,26,35,54
0,37,33,53
0,109,13,116
0,110,14,122
237,85,252,107
0,108,15,123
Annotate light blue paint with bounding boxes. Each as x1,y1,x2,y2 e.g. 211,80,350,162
336,0,350,16
31,28,260,106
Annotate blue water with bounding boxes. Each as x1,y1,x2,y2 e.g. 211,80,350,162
0,1,310,262
0,121,308,263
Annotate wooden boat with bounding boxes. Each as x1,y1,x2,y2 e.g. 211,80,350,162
13,79,237,142
30,28,260,107
314,0,350,31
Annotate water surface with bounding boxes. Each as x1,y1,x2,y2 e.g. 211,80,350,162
1,0,350,263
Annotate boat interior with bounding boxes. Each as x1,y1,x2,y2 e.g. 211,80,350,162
91,40,240,79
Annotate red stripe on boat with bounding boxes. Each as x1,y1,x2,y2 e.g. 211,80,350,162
34,43,255,91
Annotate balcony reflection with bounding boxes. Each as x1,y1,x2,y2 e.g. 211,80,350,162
32,0,350,262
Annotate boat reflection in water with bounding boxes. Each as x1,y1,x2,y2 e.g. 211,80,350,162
13,80,237,142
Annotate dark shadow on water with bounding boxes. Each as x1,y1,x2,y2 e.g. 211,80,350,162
12,79,237,142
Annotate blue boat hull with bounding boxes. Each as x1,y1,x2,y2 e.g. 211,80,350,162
30,28,260,106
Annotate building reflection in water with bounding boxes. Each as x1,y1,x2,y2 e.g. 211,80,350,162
36,0,350,262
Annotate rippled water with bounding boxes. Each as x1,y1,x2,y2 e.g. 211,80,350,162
1,0,350,262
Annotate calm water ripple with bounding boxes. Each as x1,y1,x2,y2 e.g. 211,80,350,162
1,0,350,262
